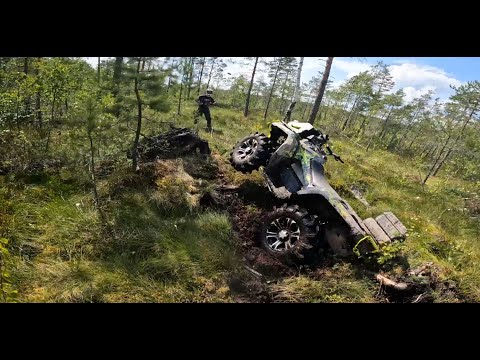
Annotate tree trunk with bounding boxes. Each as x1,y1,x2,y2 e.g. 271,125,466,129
395,108,421,150
206,58,216,90
244,57,259,117
197,57,206,95
112,57,124,118
44,89,57,154
425,145,436,160
132,59,143,172
379,107,394,140
276,72,290,113
420,144,434,159
113,57,124,94
96,57,101,83
23,57,31,118
431,103,478,178
187,57,195,100
342,96,358,130
177,74,185,115
357,116,369,136
432,148,453,177
406,130,421,151
294,57,304,104
309,56,334,124
35,57,42,128
14,84,21,130
367,106,393,150
341,93,353,118
264,62,280,120
23,57,28,74
88,130,107,224
387,128,401,150
423,133,452,184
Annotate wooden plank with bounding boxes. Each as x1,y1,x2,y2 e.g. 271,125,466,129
383,212,408,236
375,214,403,240
363,218,391,245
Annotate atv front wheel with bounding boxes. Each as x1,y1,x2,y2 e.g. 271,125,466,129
229,133,270,173
260,204,318,260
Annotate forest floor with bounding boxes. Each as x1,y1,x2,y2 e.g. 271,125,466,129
1,104,479,302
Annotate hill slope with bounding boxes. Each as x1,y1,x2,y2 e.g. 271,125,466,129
1,104,479,303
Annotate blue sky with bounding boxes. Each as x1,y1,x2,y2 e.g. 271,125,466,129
85,57,480,102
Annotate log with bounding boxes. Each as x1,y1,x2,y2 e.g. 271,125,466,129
363,218,391,244
376,273,409,291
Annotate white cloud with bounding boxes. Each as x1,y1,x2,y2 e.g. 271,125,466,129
388,62,462,101
389,63,461,88
332,58,371,77
402,86,437,103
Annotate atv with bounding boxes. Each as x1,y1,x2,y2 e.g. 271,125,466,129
229,102,407,261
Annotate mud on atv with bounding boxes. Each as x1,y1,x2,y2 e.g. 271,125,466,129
229,102,407,262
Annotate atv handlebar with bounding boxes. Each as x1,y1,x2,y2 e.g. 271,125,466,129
333,154,345,163
322,137,345,164
309,135,345,164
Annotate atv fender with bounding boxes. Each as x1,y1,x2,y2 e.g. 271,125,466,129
295,187,371,241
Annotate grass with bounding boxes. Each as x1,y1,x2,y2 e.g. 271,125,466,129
1,101,479,302
1,156,236,302
271,263,378,303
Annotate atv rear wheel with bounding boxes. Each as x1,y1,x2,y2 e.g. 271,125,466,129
229,133,270,173
260,204,318,260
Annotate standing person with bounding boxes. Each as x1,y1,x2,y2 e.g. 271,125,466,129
194,89,216,132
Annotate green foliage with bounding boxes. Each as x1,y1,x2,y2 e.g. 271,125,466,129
0,238,18,302
372,241,406,265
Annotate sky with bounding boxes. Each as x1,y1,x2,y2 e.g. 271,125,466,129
85,57,480,103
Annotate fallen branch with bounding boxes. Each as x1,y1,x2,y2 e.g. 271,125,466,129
244,265,263,279
376,273,409,291
215,185,240,191
408,262,434,277
412,293,426,303
338,133,367,149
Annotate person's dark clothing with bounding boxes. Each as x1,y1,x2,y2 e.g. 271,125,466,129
197,95,215,107
195,95,215,128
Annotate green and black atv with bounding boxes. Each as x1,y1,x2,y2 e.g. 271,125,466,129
229,102,407,261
